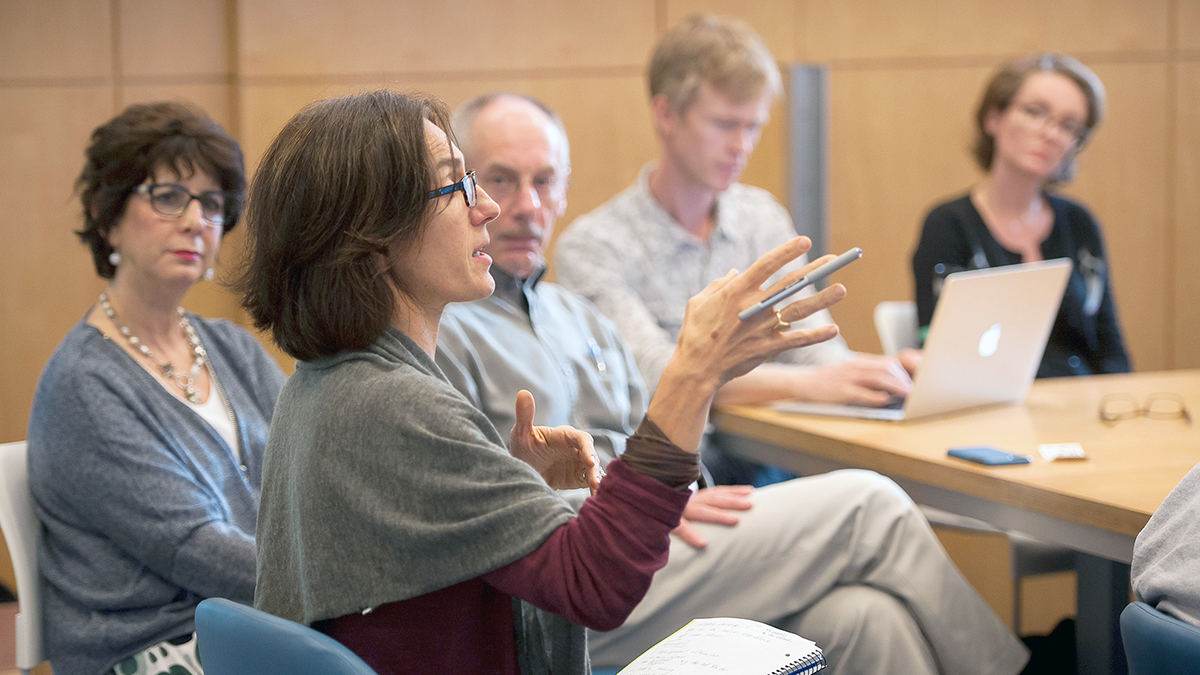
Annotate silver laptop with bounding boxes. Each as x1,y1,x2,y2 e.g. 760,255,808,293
774,258,1073,422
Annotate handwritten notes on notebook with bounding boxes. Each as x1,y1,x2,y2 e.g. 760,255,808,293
617,617,826,675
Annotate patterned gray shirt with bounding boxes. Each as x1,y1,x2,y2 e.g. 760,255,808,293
555,165,851,394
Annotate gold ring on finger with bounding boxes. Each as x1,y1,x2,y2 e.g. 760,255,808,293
773,309,791,332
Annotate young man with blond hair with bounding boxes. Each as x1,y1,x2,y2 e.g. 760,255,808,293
556,14,920,421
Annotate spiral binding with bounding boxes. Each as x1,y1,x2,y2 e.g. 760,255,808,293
769,650,825,675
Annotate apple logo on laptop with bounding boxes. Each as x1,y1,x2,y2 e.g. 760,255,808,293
978,323,1002,357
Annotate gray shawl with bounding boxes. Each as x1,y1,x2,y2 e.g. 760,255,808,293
254,327,587,674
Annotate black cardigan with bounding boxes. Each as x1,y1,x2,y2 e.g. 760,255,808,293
911,193,1131,378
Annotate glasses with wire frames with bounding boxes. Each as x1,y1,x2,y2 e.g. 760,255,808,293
427,171,477,208
135,183,235,229
1098,392,1192,426
477,169,565,204
1010,100,1088,144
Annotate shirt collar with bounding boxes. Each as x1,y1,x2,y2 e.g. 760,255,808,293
489,264,546,314
634,163,738,246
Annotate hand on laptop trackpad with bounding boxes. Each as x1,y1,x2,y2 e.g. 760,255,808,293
879,394,906,410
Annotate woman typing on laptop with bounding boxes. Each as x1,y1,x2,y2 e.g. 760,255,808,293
912,53,1131,378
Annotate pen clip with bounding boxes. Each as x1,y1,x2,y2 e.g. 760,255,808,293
587,338,607,373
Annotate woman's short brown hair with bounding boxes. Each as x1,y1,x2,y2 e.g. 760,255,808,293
239,90,453,362
76,101,245,279
972,53,1105,183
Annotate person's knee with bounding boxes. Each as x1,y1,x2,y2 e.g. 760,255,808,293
814,584,912,636
843,469,910,501
754,469,923,534
796,585,937,675
829,469,919,519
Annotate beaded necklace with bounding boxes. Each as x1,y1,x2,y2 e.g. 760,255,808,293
98,291,208,403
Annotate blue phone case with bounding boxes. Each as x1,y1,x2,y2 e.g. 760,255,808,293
947,446,1032,466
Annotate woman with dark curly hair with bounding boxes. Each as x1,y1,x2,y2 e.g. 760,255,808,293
27,101,285,675
912,53,1131,377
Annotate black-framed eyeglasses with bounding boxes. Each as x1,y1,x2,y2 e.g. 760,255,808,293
427,171,477,208
135,183,233,228
1099,392,1192,426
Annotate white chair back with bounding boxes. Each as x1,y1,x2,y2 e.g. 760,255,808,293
873,301,919,355
0,441,44,673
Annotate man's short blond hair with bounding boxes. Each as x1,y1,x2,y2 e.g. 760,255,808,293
648,14,782,114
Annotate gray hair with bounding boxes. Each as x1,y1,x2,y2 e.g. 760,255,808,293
451,92,571,174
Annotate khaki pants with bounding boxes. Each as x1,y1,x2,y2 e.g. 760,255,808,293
588,469,1029,675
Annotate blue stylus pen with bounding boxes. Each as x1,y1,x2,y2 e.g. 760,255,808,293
737,248,863,321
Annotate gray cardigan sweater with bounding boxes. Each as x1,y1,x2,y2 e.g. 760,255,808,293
255,327,586,675
27,315,286,675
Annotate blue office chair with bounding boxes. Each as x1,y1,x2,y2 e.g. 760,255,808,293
1120,600,1200,675
195,598,378,675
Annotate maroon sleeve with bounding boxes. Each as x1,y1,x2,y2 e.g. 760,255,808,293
481,458,690,631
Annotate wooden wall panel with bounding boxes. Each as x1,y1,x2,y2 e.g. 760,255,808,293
0,88,114,442
237,83,340,172
1174,64,1200,368
237,0,656,78
0,1,112,81
825,67,988,352
119,0,230,78
1059,63,1171,372
801,0,1169,62
664,0,798,61
120,84,236,142
1180,0,1200,52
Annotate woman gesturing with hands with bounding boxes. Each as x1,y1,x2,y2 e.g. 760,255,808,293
513,238,843,494
243,90,843,675
650,241,844,453
509,389,604,493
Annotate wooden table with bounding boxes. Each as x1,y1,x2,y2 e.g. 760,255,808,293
711,369,1200,675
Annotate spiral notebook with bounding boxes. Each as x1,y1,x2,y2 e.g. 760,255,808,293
616,617,826,675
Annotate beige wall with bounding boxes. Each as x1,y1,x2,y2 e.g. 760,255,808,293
2,0,1197,438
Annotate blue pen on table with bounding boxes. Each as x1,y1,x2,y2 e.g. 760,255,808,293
738,247,863,321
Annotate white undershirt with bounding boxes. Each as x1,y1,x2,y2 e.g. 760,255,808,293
98,318,242,464
185,384,240,463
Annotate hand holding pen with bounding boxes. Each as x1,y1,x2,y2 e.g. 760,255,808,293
737,248,863,321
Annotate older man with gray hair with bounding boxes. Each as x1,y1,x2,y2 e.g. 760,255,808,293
434,90,1029,675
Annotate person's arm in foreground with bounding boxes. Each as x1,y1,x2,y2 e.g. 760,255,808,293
486,237,844,627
